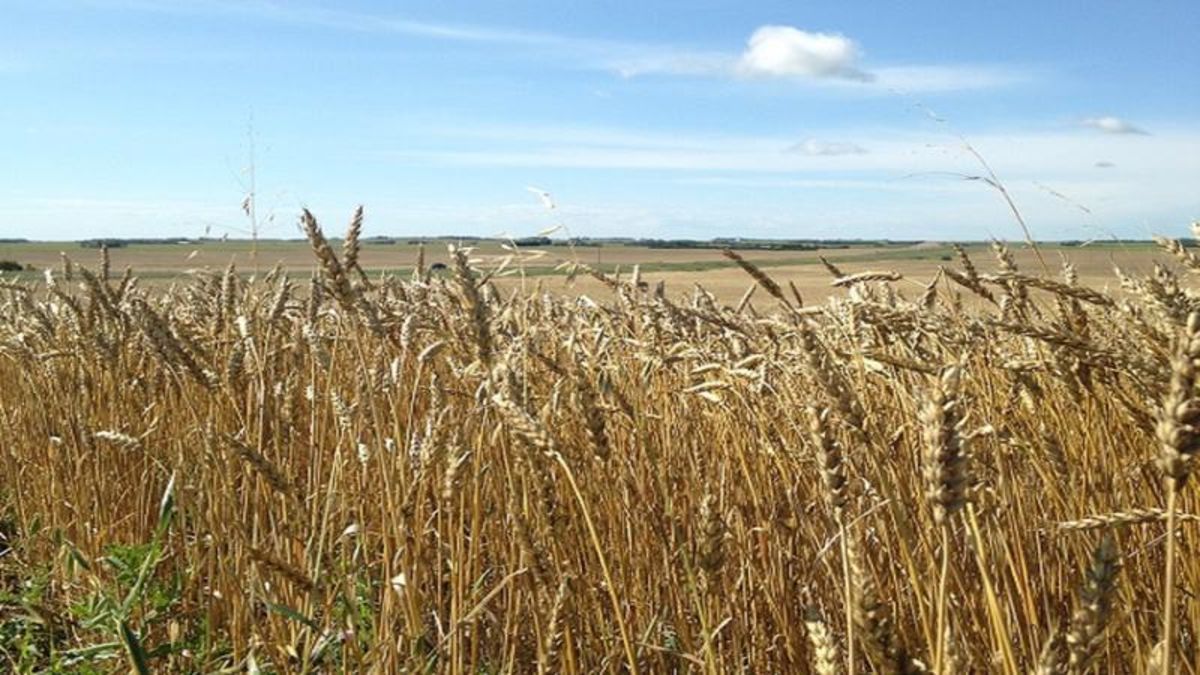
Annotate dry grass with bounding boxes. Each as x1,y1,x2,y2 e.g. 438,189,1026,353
1,214,1198,673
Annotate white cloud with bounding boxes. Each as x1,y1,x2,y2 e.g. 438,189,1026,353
1082,116,1149,135
606,26,1025,93
1094,161,1116,169
786,139,868,156
737,26,873,81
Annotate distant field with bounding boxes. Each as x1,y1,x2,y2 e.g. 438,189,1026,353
0,238,1166,303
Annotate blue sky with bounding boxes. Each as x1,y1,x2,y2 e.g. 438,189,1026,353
2,1,1198,241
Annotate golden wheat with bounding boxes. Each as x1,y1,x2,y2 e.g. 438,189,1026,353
0,214,1197,672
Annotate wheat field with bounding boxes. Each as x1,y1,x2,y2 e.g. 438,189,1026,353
2,209,1199,673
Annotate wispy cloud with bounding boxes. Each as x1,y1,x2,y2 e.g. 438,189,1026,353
614,56,1028,93
0,55,27,73
79,0,569,46
77,3,1028,94
399,123,1195,171
785,139,868,156
609,51,732,78
673,176,962,193
1082,116,1149,135
869,65,1031,93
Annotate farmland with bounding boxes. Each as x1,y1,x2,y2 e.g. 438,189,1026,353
0,236,1163,304
1,214,1198,672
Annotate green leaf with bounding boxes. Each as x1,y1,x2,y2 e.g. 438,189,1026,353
120,543,161,615
80,606,115,630
156,472,176,536
264,601,320,631
65,541,91,573
117,619,151,675
61,640,122,660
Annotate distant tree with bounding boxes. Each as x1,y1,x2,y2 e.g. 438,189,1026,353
512,236,552,246
80,239,127,249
